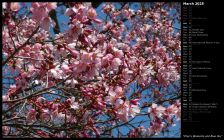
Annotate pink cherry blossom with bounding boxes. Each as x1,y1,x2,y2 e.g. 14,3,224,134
149,120,165,135
2,126,10,135
61,63,72,73
36,97,46,104
87,8,97,19
27,108,37,123
157,63,180,86
111,58,122,70
101,53,113,67
114,98,124,109
117,107,129,122
122,68,133,82
130,98,140,105
114,86,123,94
116,100,140,122
30,3,57,30
31,6,48,21
2,95,9,102
148,103,166,120
122,9,134,19
129,104,140,117
7,84,18,98
65,8,76,16
47,2,57,11
69,97,79,110
40,109,51,123
10,2,20,11
114,49,124,59
128,126,148,138
2,3,7,9
102,3,115,13
41,17,56,31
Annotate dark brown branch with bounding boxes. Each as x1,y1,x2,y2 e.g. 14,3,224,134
49,9,60,34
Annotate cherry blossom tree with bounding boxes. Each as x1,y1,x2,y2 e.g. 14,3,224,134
2,2,181,138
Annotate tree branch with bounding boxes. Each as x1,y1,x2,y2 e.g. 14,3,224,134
49,9,60,34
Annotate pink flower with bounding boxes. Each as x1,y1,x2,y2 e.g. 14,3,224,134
31,2,40,9
148,103,166,120
31,6,48,21
114,86,123,95
36,97,46,104
122,68,133,81
2,95,9,102
69,97,79,110
51,105,59,119
55,131,67,138
32,43,42,52
117,108,129,122
115,98,124,109
61,63,71,73
129,104,140,117
86,7,102,23
65,79,78,87
103,22,112,31
117,105,129,121
40,17,56,31
50,69,58,78
7,84,17,97
149,120,165,135
2,3,7,9
47,2,57,11
87,8,97,19
27,108,37,123
165,100,181,121
65,22,83,43
81,52,92,63
111,58,122,70
130,99,140,105
40,109,51,123
30,2,57,30
157,64,180,86
10,2,20,11
67,115,77,123
73,61,88,74
2,126,10,135
128,126,147,138
101,54,113,67
71,102,79,110
65,8,75,16
53,112,65,125
122,9,134,19
93,97,106,109
102,3,115,13
64,45,79,58
67,43,76,49
116,100,140,122
105,86,125,106
114,49,124,59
